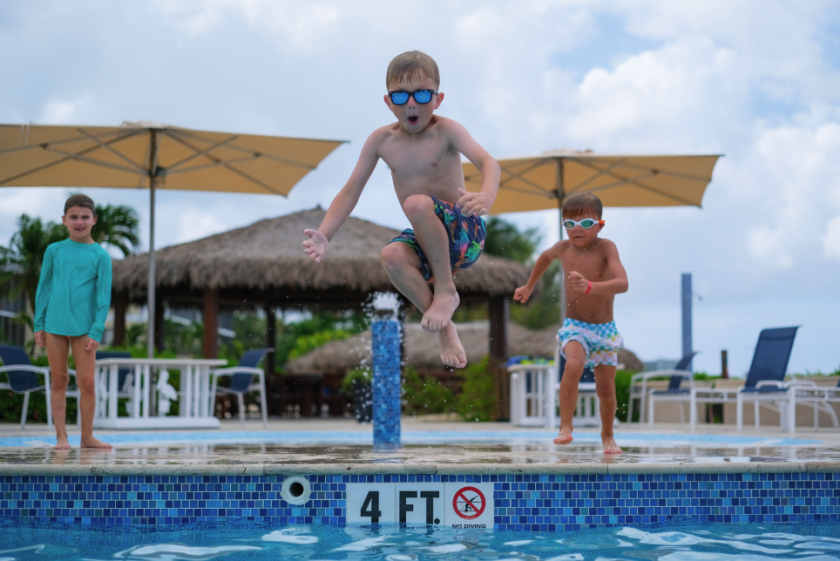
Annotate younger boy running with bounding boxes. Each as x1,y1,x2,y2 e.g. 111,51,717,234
303,51,500,368
34,194,112,450
514,192,628,454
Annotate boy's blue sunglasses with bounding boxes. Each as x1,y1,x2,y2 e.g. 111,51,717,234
388,89,438,105
563,218,604,230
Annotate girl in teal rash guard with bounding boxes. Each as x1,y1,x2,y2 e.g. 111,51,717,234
34,194,112,450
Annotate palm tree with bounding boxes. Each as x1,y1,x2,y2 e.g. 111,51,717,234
0,214,67,311
91,203,140,257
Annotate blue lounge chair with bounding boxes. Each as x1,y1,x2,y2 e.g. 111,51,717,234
627,351,697,425
690,326,799,430
0,345,80,429
210,348,272,427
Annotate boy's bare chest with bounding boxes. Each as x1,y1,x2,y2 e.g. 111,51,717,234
379,134,459,177
561,248,610,280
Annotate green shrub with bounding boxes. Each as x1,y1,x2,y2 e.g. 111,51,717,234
341,368,372,394
402,366,455,416
456,358,496,422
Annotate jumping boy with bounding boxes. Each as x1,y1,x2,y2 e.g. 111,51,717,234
303,51,500,368
514,192,628,454
34,194,112,450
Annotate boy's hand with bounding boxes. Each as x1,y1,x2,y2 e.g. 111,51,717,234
456,188,494,217
85,337,99,352
35,331,46,348
513,285,533,303
569,271,591,293
302,229,329,263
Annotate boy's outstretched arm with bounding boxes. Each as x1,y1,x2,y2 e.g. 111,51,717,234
568,241,629,295
303,132,383,262
448,121,500,216
514,245,560,303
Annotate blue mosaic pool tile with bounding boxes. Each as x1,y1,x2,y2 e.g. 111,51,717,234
372,320,401,446
0,471,837,529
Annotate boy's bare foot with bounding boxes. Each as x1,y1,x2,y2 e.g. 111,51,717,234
439,322,467,368
55,437,71,450
553,427,573,445
81,437,113,449
602,435,622,455
421,291,459,332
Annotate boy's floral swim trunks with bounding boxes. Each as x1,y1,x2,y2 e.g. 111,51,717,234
389,195,486,282
557,318,624,368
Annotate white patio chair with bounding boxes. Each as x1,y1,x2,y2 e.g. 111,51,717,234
210,348,272,427
628,352,696,424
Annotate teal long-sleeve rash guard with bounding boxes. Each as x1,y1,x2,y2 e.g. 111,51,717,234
34,239,112,342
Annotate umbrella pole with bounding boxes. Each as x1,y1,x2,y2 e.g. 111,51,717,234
556,159,566,326
146,131,161,360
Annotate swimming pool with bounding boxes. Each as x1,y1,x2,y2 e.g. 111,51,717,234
2,519,840,560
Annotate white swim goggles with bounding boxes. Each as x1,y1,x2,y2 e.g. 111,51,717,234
563,218,604,230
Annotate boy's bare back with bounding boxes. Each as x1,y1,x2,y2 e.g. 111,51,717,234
550,237,625,324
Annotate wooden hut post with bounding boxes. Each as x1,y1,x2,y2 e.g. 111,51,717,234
112,290,128,347
488,296,510,421
154,291,165,354
203,288,219,358
265,303,276,376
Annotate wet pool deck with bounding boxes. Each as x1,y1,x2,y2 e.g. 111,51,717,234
1,418,839,476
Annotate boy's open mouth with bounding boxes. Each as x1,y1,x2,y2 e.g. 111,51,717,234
407,116,419,124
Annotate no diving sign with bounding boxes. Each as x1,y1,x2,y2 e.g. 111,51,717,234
346,482,494,528
452,486,485,520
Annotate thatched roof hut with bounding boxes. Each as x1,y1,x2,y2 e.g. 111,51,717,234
112,208,529,298
285,322,644,374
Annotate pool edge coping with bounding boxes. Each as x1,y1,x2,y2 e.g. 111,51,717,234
1,461,839,476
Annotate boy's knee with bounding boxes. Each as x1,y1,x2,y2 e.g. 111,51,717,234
563,357,585,377
380,244,409,272
402,194,433,220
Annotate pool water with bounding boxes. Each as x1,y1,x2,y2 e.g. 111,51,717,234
2,521,840,560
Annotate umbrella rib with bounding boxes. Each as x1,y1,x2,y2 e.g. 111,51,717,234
164,134,240,171
496,183,558,199
163,155,263,176
567,158,626,192
39,146,143,175
569,161,699,206
0,128,143,155
600,159,714,182
220,163,286,195
497,160,557,195
166,129,316,171
0,131,147,186
76,128,147,172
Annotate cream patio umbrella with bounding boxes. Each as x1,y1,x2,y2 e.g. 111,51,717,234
463,149,722,318
0,122,345,357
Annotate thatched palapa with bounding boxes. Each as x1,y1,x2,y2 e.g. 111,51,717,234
285,322,644,374
112,208,529,298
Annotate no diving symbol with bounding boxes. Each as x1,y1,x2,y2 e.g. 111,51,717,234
452,486,485,520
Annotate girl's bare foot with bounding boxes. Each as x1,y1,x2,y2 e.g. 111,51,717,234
553,427,573,445
602,435,622,455
81,436,113,449
55,437,71,450
421,291,459,332
439,321,467,368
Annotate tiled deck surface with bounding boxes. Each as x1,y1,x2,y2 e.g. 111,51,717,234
0,418,838,475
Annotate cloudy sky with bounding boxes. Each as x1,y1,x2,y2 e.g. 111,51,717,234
1,1,839,376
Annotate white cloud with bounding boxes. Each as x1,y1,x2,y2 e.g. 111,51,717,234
38,94,90,124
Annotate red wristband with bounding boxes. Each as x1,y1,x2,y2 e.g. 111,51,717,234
585,281,592,294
